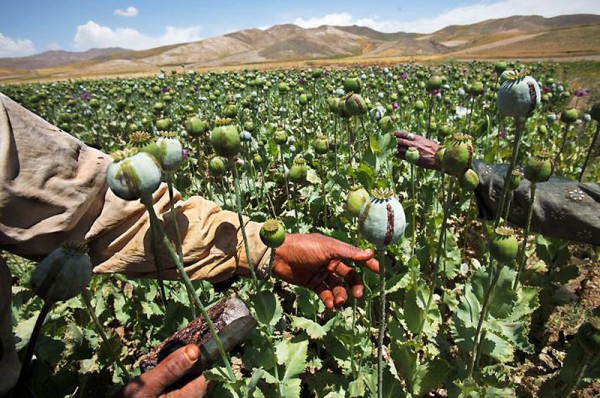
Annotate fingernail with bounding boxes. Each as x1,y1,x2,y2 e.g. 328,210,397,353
185,345,200,361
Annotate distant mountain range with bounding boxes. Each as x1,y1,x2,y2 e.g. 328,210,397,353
1,14,599,81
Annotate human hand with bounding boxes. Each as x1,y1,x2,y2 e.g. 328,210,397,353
272,234,379,309
113,344,209,398
394,131,440,171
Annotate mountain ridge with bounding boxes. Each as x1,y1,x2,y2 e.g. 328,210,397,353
1,14,599,81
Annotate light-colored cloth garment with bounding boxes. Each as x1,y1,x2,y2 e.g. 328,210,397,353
0,92,270,394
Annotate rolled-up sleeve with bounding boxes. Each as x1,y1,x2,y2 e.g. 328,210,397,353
0,93,269,282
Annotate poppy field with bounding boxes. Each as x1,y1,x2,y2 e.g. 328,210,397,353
2,60,600,397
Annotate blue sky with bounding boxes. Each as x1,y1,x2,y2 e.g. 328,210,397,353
1,0,599,57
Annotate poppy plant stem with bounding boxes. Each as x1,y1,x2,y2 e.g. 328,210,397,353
143,200,236,382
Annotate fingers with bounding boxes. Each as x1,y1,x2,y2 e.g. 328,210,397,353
148,344,201,392
314,283,335,309
328,238,375,263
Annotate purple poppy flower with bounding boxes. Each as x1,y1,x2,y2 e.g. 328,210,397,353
499,128,507,139
80,92,92,101
393,101,399,109
162,86,171,93
428,88,441,96
297,77,305,85
574,89,589,97
401,73,408,80
542,86,552,94
182,149,188,160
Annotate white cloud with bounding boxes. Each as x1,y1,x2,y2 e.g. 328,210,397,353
114,6,138,17
293,12,355,28
0,32,36,57
73,21,202,50
292,0,600,33
47,43,61,51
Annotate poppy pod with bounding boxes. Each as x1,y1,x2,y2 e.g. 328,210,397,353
186,116,209,136
288,157,308,183
346,185,370,218
497,71,541,117
106,148,162,202
405,147,420,164
358,188,406,250
259,219,286,248
442,134,473,176
210,121,241,158
489,226,518,263
31,241,93,303
524,152,554,183
156,131,184,172
343,77,362,94
345,93,367,116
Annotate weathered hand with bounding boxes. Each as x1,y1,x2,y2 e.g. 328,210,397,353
113,344,209,398
394,131,440,171
272,233,379,309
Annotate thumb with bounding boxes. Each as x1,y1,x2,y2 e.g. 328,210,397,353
145,344,201,393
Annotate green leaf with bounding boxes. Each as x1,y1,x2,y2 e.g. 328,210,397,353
487,267,518,319
252,290,283,330
535,235,570,268
289,315,327,339
279,378,301,398
275,339,308,381
203,366,234,383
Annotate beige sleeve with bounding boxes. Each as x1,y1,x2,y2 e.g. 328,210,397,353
0,93,269,283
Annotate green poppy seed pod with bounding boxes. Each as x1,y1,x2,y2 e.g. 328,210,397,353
210,124,240,158
343,77,362,94
435,146,446,169
426,75,443,91
186,116,209,137
243,120,256,133
314,136,329,155
560,108,579,124
545,112,557,124
414,100,425,111
299,94,309,106
224,104,237,118
346,185,370,218
89,98,100,109
497,73,541,117
468,82,484,96
590,102,600,122
252,154,263,166
459,169,479,191
129,131,161,160
442,134,473,176
508,170,523,191
379,116,394,133
494,62,508,75
489,226,518,263
277,82,289,93
358,188,406,250
312,68,323,79
405,147,420,164
31,241,92,303
259,219,286,248
345,93,367,116
274,128,288,145
288,157,307,183
156,118,172,131
156,131,184,172
106,149,162,202
577,317,600,354
208,156,227,176
499,69,513,84
328,97,340,114
524,151,554,183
